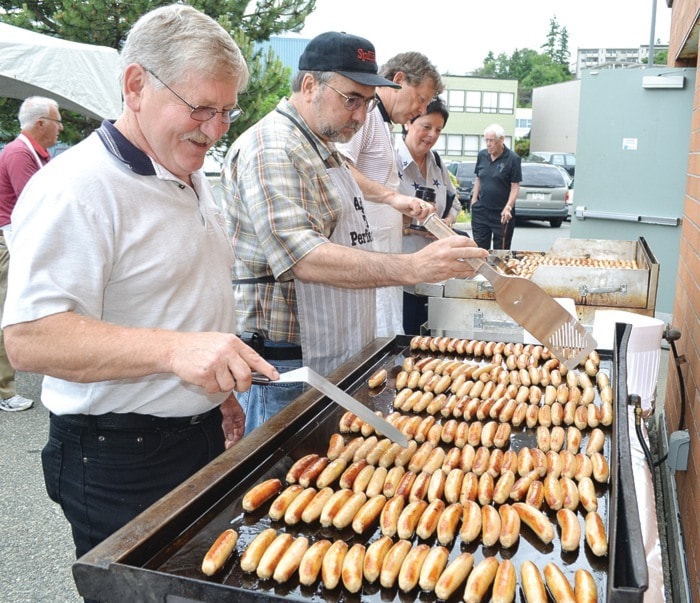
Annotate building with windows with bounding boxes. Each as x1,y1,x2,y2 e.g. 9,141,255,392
575,44,669,74
514,108,532,139
434,75,518,161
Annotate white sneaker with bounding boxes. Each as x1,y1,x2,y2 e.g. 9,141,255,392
0,394,33,412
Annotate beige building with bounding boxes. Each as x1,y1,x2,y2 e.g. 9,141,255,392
435,75,518,161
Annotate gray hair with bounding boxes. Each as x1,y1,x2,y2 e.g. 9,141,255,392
291,70,333,93
120,4,248,90
484,123,505,139
379,52,444,95
18,97,59,129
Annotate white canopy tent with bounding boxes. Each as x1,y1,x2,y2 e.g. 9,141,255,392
0,22,122,120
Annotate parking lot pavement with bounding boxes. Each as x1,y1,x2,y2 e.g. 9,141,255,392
0,372,81,603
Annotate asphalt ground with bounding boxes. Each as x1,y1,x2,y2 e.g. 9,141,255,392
0,371,81,602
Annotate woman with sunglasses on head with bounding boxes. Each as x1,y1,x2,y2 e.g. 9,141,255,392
396,97,461,335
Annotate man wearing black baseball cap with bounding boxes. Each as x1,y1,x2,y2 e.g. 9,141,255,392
337,49,443,340
222,31,486,435
297,31,401,89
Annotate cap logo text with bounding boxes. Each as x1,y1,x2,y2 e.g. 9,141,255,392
356,49,376,63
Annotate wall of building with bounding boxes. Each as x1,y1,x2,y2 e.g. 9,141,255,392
667,1,700,600
530,80,580,153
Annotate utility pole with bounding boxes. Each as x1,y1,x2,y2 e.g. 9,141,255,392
648,0,657,65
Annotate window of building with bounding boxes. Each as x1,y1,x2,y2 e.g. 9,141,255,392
448,89,465,112
446,134,463,156
466,91,481,113
499,92,515,114
433,134,447,155
482,91,498,113
463,135,480,157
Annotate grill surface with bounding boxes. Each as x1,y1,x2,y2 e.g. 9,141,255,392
73,334,646,602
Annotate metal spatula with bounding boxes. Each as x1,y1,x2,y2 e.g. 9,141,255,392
252,367,408,447
424,214,597,369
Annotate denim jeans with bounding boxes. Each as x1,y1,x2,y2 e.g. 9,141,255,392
238,355,305,435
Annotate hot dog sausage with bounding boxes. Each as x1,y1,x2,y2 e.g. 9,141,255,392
463,556,499,603
321,540,348,590
434,552,474,601
240,528,277,573
341,543,365,593
273,536,309,583
398,543,430,593
520,560,548,603
242,479,282,513
201,529,238,576
298,538,332,586
363,535,393,583
256,532,293,580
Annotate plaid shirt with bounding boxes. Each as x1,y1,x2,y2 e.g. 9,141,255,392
222,98,347,344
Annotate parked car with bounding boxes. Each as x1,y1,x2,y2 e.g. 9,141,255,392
527,151,576,177
448,160,477,210
515,162,572,228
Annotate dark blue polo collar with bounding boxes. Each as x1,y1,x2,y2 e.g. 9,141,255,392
96,119,156,176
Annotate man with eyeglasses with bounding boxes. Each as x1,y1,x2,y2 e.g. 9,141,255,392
222,31,486,434
0,96,63,412
337,51,443,339
2,4,277,570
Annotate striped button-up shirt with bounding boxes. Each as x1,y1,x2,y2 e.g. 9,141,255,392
222,98,347,344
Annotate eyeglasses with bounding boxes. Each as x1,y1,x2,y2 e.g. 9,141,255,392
41,116,63,125
145,68,243,124
324,83,378,113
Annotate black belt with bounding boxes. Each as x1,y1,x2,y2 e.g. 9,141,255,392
50,409,215,432
239,332,302,361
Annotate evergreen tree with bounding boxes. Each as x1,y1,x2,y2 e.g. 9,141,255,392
0,0,315,146
541,17,559,60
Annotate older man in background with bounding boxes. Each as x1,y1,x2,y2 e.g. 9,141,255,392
0,96,63,412
470,123,522,250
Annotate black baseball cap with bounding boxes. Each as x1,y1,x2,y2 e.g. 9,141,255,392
299,32,400,89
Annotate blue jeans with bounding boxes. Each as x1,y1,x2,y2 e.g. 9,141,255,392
42,410,224,560
239,355,305,435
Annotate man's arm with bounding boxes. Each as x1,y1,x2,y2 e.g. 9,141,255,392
501,182,520,222
292,237,487,288
470,177,480,208
348,164,432,220
4,312,278,394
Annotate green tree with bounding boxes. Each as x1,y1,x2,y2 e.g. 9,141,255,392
541,16,560,60
0,0,315,146
472,16,573,107
542,16,570,76
642,49,669,65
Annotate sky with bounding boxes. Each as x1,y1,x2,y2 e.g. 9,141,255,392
298,0,673,74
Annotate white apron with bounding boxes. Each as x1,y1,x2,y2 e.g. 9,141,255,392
362,125,404,338
279,110,377,376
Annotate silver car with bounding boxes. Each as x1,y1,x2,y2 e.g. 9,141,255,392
515,162,572,228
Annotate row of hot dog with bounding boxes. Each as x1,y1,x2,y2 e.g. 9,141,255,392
241,474,607,553
202,527,599,602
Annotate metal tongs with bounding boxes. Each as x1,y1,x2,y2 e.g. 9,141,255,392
253,367,408,447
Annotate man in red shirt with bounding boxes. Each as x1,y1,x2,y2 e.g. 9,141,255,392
0,96,62,411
